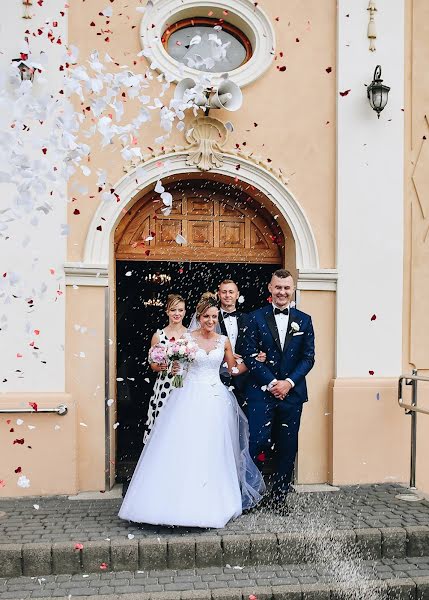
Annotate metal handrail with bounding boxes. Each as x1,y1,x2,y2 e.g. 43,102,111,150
0,404,68,416
398,370,429,489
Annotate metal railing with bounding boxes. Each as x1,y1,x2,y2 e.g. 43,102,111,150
0,404,68,416
398,369,429,489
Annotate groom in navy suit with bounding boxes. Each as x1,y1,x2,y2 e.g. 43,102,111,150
238,269,315,505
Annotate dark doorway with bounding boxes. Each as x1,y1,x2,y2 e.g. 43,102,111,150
115,260,281,482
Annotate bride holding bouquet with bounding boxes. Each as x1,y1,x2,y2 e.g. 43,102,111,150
119,292,265,528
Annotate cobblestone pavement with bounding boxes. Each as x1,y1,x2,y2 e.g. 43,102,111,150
0,559,428,599
1,485,428,544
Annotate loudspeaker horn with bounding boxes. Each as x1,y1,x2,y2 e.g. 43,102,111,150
209,80,243,111
174,77,207,105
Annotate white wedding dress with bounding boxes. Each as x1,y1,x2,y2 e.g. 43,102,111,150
119,334,265,528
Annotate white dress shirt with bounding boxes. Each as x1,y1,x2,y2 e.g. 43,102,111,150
221,310,239,353
268,303,295,391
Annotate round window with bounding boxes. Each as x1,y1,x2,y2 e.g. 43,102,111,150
162,18,252,73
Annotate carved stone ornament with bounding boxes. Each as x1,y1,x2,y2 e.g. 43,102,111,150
367,0,377,52
184,116,229,171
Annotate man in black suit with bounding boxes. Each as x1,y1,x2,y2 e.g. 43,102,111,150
217,279,249,409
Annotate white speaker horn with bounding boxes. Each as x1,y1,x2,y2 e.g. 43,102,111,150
174,77,206,105
209,80,242,111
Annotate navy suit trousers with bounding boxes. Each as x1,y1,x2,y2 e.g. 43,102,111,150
247,386,302,496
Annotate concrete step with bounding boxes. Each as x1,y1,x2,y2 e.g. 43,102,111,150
1,560,429,600
1,526,429,578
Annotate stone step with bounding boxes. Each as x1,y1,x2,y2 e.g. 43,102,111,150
1,560,429,600
1,527,429,578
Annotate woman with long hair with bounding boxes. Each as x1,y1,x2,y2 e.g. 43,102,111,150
143,293,186,444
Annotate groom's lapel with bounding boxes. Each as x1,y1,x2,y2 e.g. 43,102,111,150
218,311,228,336
282,307,296,353
264,307,282,352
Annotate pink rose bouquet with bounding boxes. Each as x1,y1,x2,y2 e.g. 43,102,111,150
166,337,198,388
148,344,168,378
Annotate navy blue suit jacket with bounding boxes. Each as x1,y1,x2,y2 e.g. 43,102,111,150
237,305,315,404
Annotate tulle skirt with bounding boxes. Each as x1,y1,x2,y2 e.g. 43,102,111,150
118,375,265,528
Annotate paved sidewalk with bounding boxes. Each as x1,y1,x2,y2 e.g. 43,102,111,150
1,484,428,544
1,560,429,599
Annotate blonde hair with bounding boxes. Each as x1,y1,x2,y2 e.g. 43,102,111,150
196,292,218,318
218,279,238,289
166,294,185,312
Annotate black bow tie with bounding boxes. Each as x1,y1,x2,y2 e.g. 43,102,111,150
222,310,237,318
274,307,289,316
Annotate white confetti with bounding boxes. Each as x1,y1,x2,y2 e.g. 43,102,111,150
33,504,40,510
17,475,30,488
175,234,187,245
113,422,120,429
127,534,135,539
16,419,24,425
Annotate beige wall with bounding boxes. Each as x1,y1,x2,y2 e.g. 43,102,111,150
404,0,429,493
65,286,107,491
0,394,77,497
297,289,335,483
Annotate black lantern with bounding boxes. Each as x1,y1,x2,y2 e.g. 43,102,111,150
12,57,35,82
367,65,390,118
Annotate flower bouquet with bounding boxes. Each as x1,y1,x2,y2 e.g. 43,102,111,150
148,343,168,378
166,337,198,388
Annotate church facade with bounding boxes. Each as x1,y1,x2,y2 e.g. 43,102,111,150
1,0,428,498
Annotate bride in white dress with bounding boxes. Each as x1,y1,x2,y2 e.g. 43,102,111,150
118,292,265,528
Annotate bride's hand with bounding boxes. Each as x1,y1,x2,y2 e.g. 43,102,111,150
255,351,267,363
171,361,181,375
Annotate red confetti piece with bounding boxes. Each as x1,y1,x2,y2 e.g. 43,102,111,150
267,296,272,303
278,66,287,72
249,596,258,600
369,370,374,376
14,467,22,473
0,481,5,488
34,330,40,335
16,353,23,358
42,148,47,155
29,402,38,412
296,37,300,42
257,451,266,462
326,67,332,73
74,543,84,550
339,89,351,97
100,563,108,570
13,439,25,445
73,209,80,215
370,314,377,321
96,225,102,231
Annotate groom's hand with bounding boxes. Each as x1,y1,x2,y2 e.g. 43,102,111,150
271,380,292,400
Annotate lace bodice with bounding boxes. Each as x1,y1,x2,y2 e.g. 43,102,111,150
185,334,227,384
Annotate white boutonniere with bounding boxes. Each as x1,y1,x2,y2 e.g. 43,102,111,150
290,322,300,332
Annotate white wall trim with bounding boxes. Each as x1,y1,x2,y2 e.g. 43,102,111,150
298,269,338,291
140,0,275,88
81,151,319,273
64,263,108,287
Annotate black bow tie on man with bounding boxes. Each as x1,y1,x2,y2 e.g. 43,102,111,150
222,310,237,318
274,307,289,315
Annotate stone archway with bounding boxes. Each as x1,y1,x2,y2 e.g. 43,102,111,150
83,151,319,271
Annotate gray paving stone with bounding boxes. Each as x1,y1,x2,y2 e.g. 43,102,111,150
407,527,429,557
22,544,52,577
355,528,382,559
196,538,222,569
81,541,111,574
110,539,138,572
383,577,416,599
250,535,278,565
300,582,330,599
167,538,196,570
271,584,302,599
241,585,272,600
211,588,242,600
222,536,250,567
383,528,408,559
139,539,168,570
52,541,82,576
0,545,22,578
414,576,429,599
180,590,211,600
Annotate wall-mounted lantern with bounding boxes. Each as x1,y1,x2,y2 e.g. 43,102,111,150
12,57,35,82
367,65,390,118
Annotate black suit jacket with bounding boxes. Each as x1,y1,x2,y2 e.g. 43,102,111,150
218,310,248,392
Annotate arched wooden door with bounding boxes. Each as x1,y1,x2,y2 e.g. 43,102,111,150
115,179,283,263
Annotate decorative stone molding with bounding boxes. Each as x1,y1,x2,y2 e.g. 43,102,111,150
139,0,275,88
82,151,319,272
64,263,109,287
367,0,377,52
297,269,338,291
185,116,228,170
